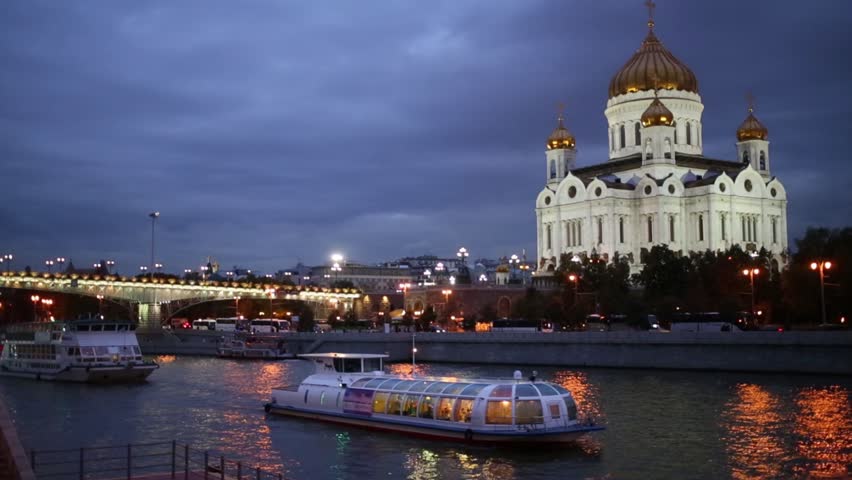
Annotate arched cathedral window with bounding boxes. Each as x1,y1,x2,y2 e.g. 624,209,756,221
669,216,675,242
664,138,672,159
645,139,653,160
742,150,750,164
698,214,704,242
546,224,552,249
673,122,678,144
619,217,624,244
635,122,641,146
686,123,692,145
619,125,626,149
759,151,766,170
550,160,556,179
647,216,653,243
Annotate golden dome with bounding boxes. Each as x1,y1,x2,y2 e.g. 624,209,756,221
641,92,675,127
547,114,576,150
609,28,698,98
737,108,768,141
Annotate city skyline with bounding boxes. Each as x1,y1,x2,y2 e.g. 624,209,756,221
2,1,851,272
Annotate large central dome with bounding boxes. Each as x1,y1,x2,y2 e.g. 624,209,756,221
608,29,698,98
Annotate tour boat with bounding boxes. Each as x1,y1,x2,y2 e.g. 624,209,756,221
264,353,603,444
0,320,158,383
217,334,294,359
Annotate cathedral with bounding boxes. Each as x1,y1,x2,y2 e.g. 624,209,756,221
535,8,788,274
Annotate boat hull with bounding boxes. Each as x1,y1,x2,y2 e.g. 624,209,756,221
0,364,158,383
264,403,603,444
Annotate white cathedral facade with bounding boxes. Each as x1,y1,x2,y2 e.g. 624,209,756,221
535,14,788,274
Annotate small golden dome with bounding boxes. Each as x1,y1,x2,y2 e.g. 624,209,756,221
641,92,675,127
737,108,768,141
547,114,576,150
609,29,698,98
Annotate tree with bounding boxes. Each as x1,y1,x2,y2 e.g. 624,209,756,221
297,305,315,332
419,306,437,332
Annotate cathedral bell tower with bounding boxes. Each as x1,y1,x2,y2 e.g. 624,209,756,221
639,89,676,165
545,111,576,185
736,99,770,177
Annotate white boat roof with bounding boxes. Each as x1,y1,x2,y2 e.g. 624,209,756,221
299,353,389,359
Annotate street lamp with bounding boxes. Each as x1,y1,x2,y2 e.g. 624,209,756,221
155,263,163,273
106,260,115,274
479,274,488,283
519,263,530,286
30,295,40,322
139,265,148,275
148,211,160,280
45,259,54,273
55,257,66,273
456,247,469,266
810,260,834,325
331,262,342,282
2,253,12,273
96,294,104,317
742,267,760,326
567,274,579,306
331,253,344,264
200,265,209,281
509,254,520,281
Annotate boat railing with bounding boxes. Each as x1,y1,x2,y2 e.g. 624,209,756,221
27,439,288,480
475,416,590,433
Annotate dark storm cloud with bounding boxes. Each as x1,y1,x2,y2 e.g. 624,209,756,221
2,0,851,273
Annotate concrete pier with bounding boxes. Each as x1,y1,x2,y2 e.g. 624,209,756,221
139,330,852,375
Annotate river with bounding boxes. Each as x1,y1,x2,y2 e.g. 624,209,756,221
1,356,850,479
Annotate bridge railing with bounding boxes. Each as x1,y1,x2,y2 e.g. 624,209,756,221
28,440,286,480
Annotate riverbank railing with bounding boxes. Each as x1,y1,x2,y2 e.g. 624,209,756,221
28,440,286,480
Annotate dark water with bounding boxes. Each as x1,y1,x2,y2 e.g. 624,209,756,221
1,356,851,480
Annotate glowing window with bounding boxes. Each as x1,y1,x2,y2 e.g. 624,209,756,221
454,399,473,423
372,392,389,413
436,397,455,421
489,385,513,398
486,400,513,425
515,385,539,397
515,400,544,424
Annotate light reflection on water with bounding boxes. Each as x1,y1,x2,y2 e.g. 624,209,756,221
0,357,850,479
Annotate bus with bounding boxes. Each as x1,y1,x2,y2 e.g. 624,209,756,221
213,317,247,332
249,319,290,334
490,318,552,333
192,319,217,331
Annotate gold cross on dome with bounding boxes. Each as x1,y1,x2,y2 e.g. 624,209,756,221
556,101,565,119
746,91,756,113
645,0,656,29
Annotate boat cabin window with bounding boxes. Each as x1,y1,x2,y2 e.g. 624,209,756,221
552,384,570,395
549,403,561,419
436,398,454,421
460,384,488,396
364,378,386,389
393,380,417,391
363,357,383,372
372,392,389,413
486,400,513,425
563,396,578,420
91,325,103,331
402,395,419,416
515,400,544,424
377,379,402,390
425,382,451,394
453,399,473,423
418,396,435,419
489,384,513,398
442,383,471,395
533,384,559,396
76,325,90,332
103,324,116,331
387,394,403,415
407,381,431,393
515,385,539,397
350,378,372,387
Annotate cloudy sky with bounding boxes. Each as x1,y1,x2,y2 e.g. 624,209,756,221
2,1,850,275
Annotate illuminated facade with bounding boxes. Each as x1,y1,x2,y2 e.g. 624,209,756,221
535,10,788,273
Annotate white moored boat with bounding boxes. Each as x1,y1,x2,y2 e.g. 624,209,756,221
265,353,603,444
0,320,158,383
217,334,294,359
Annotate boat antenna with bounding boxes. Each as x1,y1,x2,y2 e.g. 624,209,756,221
411,331,417,368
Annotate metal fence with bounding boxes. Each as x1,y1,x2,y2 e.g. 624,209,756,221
28,440,286,480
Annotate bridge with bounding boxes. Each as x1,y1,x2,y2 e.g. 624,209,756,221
0,271,360,329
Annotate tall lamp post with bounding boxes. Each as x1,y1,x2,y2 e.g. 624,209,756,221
30,295,40,322
106,260,115,275
568,274,579,306
742,267,760,326
44,259,54,273
509,254,520,282
456,247,469,267
810,260,833,325
2,253,12,273
148,211,160,280
55,257,66,273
